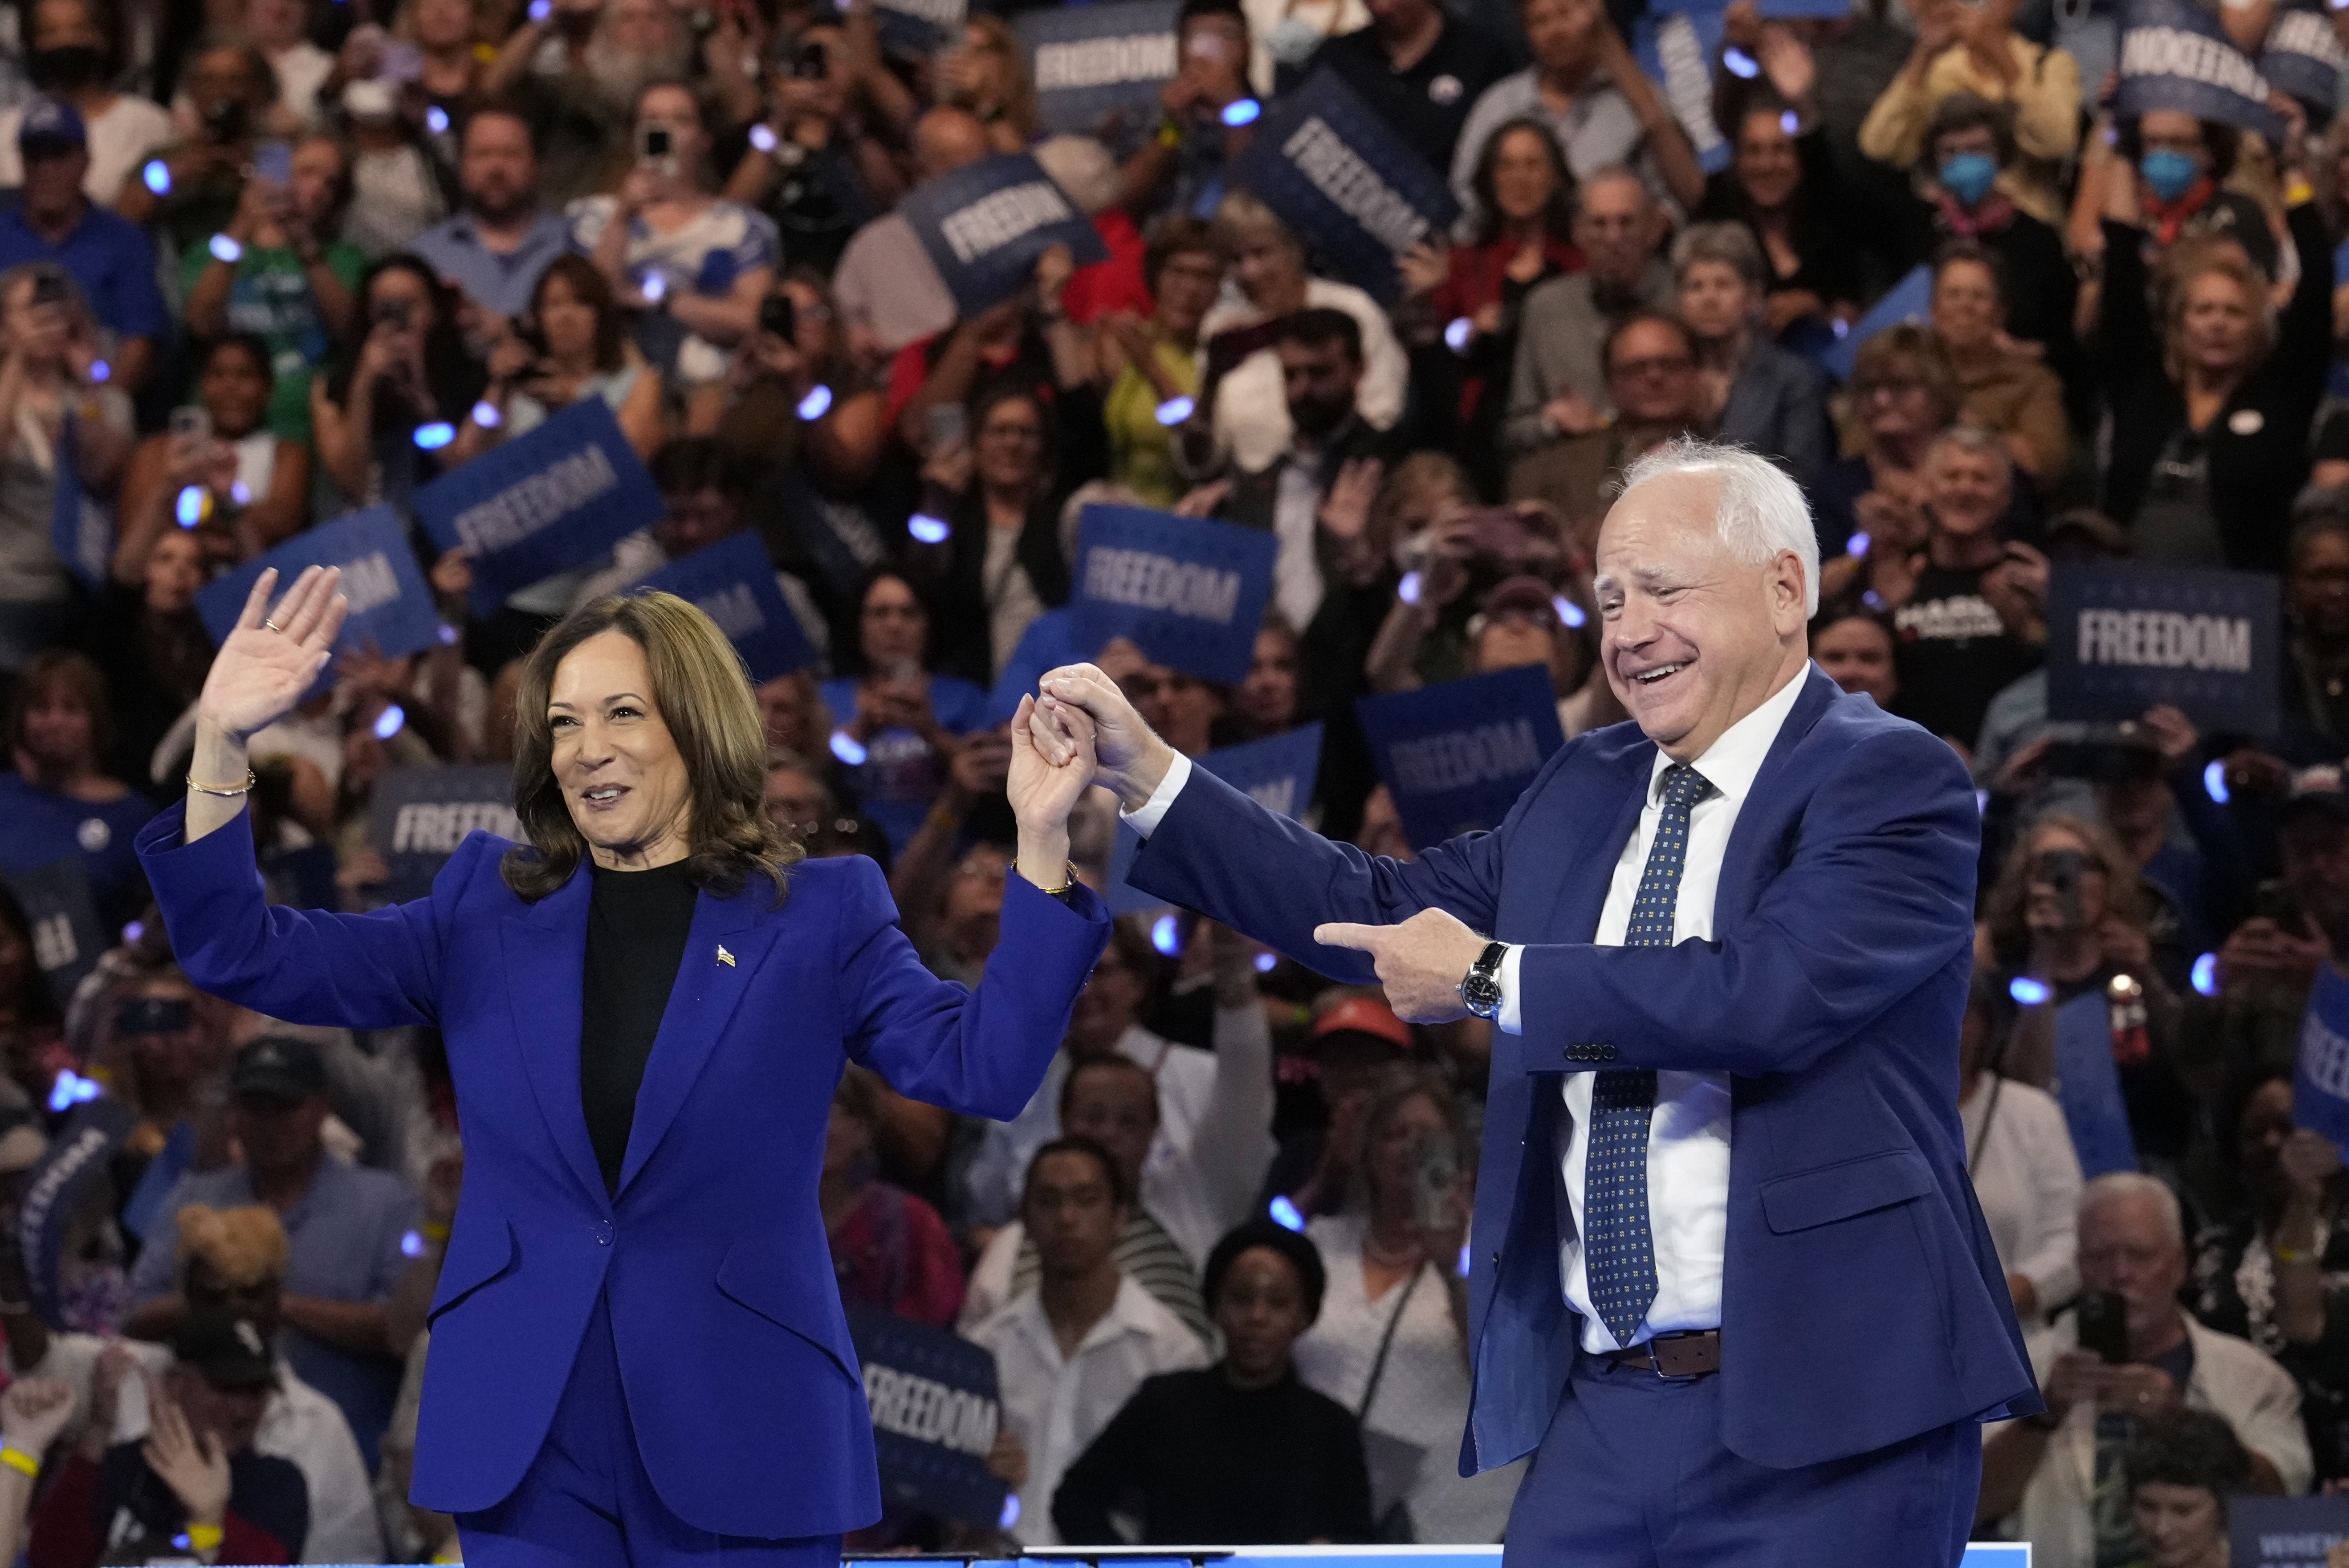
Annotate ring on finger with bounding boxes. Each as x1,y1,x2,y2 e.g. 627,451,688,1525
261,619,282,633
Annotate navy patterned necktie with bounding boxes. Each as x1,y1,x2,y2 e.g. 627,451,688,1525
1584,762,1713,1348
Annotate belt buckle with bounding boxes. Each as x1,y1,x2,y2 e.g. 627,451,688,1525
1642,1331,1705,1383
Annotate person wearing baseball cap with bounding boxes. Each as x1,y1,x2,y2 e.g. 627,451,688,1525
0,93,167,394
1265,993,1414,1221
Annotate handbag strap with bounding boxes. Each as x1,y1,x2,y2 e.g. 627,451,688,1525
1356,1258,1426,1423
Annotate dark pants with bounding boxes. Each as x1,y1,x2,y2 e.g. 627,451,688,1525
456,1291,846,1568
1502,1351,1980,1568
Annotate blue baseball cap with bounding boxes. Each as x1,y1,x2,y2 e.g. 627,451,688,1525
18,96,85,155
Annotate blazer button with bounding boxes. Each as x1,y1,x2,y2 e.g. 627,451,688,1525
1596,1044,1616,1061
593,1220,615,1246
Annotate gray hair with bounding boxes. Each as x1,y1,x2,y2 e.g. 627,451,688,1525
1927,422,2014,481
2079,1171,2185,1247
1617,438,1822,615
1575,163,1654,217
1671,221,1766,292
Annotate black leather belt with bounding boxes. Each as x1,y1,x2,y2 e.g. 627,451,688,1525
1605,1329,1721,1380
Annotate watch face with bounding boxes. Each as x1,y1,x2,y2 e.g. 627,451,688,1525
1461,971,1503,1017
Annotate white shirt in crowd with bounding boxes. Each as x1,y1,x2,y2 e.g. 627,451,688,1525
1199,277,1406,475
964,1274,1208,1545
0,94,171,205
1961,1072,2084,1321
10,1330,387,1565
1996,1313,2312,1568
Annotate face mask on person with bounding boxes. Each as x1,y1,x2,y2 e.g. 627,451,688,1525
2141,149,2202,204
28,45,104,89
1937,152,1997,207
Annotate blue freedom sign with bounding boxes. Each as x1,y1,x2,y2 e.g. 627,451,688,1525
2262,1,2343,112
5,855,104,1011
984,607,1085,727
1229,69,1460,301
50,415,112,593
1356,666,1565,851
2230,1495,2349,1567
16,1095,134,1330
2044,563,2281,737
872,0,964,58
197,505,442,684
1069,503,1277,685
899,153,1111,318
1633,6,1732,171
1108,722,1327,913
1821,265,1931,383
368,765,521,904
2053,991,2138,1178
2292,967,2349,1150
847,1308,1007,1528
412,396,664,616
1017,0,1180,147
632,533,816,684
2116,0,2287,142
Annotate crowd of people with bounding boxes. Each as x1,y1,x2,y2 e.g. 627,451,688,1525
0,0,2320,1556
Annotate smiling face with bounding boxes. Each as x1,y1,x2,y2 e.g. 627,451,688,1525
547,630,694,869
1595,471,1809,761
2175,268,2256,377
1488,126,1559,226
200,341,270,438
1931,258,2002,353
1735,108,1799,210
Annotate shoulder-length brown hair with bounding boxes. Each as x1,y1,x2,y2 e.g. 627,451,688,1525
1981,811,2149,969
502,592,801,903
529,254,627,375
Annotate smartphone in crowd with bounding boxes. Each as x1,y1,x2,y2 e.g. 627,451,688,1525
927,403,967,451
1409,1131,1459,1232
759,293,796,342
793,38,829,78
2076,1291,2131,1364
641,124,675,164
253,140,293,186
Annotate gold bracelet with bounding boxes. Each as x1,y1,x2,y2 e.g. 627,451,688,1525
185,1520,224,1552
1019,860,1079,896
185,769,257,798
0,1446,37,1478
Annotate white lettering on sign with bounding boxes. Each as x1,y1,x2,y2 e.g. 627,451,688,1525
30,912,74,971
18,1124,107,1244
391,800,524,853
2073,609,2253,672
1653,13,1726,161
2300,1002,2349,1100
938,181,1076,264
339,551,403,615
2121,24,2276,100
1386,720,1543,795
1895,593,2007,642
1034,32,1177,90
863,1363,1000,1455
1082,547,1242,623
2257,1531,2342,1560
1248,777,1296,816
877,0,963,25
452,444,621,554
2270,8,2344,66
1280,117,1429,255
696,582,766,640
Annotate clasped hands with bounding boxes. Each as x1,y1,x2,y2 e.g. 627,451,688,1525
1023,662,1488,1022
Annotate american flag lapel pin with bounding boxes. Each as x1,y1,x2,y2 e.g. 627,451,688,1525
717,945,736,967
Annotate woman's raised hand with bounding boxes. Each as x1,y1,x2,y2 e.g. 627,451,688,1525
195,565,348,742
1007,693,1098,840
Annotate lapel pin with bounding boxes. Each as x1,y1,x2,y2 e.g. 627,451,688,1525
717,945,736,967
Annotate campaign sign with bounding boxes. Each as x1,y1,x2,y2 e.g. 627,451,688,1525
368,765,521,904
2292,967,2349,1151
899,153,1111,318
873,0,964,59
5,855,104,1010
50,415,112,593
1229,69,1460,301
2116,0,2287,143
2044,562,2281,737
984,606,1084,727
412,396,664,617
16,1094,134,1330
2231,1494,2349,1567
847,1308,1006,1528
1017,0,1180,146
1633,5,1732,173
2053,991,2138,1178
1821,265,1932,383
2263,1,2343,111
1069,504,1277,685
1356,666,1565,851
197,506,441,685
632,533,816,684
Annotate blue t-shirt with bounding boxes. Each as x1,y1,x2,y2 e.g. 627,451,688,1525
0,199,167,342
820,674,991,854
0,773,154,928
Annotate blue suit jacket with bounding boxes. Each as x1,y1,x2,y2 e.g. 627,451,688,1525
1130,667,2040,1474
135,802,1110,1537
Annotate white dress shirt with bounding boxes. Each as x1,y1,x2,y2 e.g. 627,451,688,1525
1124,663,1811,1356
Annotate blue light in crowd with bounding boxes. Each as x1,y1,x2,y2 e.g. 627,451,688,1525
1723,47,1759,77
1445,318,1474,354
1457,1243,1472,1277
829,728,868,766
208,233,241,264
998,1495,1021,1530
2008,976,2052,1006
172,1537,193,1554
1254,950,1276,973
426,106,449,134
438,623,460,646
230,480,251,507
908,514,951,545
471,399,502,429
639,271,668,304
1861,589,1885,611
122,921,142,944
374,705,407,741
2191,952,2221,997
797,384,834,420
142,159,170,195
1554,595,1585,629
1781,110,1800,135
175,486,204,528
1975,788,1989,816
88,359,108,383
1846,532,1870,559
414,421,457,451
1831,317,1850,338
1153,395,1194,426
1151,913,1182,956
1221,98,1262,126
529,0,550,17
47,1070,100,1113
1268,1196,1305,1232
401,1230,427,1259
1397,570,1423,607
2203,759,2230,804
749,123,778,154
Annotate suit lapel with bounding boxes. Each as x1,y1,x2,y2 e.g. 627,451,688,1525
614,885,782,1197
1712,667,1837,930
1533,737,1651,944
501,870,608,1213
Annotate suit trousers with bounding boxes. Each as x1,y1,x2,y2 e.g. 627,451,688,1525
454,1290,846,1568
1502,1350,1980,1568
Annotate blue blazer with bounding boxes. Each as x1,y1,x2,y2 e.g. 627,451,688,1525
134,803,1110,1538
1129,668,2041,1475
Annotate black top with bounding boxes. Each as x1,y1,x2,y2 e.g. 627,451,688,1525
1051,1366,1375,1546
1302,18,1513,173
580,859,698,1192
1889,557,2044,751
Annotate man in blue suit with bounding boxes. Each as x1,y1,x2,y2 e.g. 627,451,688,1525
1034,437,2041,1564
